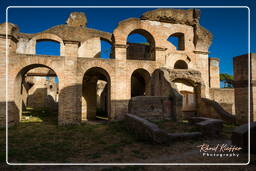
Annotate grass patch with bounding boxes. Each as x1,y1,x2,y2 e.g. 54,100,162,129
0,110,243,164
151,119,200,133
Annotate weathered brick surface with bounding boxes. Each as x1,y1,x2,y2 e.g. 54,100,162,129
209,88,235,114
128,96,172,120
233,53,256,124
0,9,223,126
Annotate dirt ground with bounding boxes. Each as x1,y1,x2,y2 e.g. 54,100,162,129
0,110,255,170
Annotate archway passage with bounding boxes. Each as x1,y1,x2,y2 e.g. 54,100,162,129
127,29,155,60
174,60,188,69
131,69,151,97
82,67,111,121
14,65,59,123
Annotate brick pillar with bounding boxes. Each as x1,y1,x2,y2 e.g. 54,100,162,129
209,57,220,88
0,23,18,127
58,40,80,125
114,44,126,60
233,54,254,124
110,61,130,119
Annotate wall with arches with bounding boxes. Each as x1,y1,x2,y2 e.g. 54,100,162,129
0,9,217,126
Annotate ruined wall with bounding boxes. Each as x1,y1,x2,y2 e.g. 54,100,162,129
27,76,58,112
128,96,172,120
1,9,216,126
78,37,101,58
0,23,19,126
233,53,256,124
209,88,235,114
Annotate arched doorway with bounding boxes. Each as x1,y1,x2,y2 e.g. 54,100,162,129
131,69,151,97
14,64,59,123
127,29,155,60
82,67,111,121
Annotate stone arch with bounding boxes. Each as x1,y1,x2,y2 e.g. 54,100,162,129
174,60,188,69
29,33,65,56
113,18,160,60
11,63,60,124
131,68,151,97
82,67,111,121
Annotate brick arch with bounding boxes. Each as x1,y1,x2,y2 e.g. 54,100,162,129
9,56,64,84
164,52,196,69
81,66,112,121
8,56,64,124
113,18,160,46
77,61,115,84
28,33,65,56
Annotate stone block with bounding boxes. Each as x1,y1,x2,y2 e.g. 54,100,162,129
231,122,256,154
188,117,223,137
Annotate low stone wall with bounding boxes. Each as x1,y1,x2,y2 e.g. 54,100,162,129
188,117,223,137
231,122,256,154
198,98,236,124
128,96,172,120
124,114,201,144
209,88,235,114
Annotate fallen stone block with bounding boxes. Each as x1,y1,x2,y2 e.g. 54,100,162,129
188,117,223,137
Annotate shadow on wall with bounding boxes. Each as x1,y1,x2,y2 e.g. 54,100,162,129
6,101,19,126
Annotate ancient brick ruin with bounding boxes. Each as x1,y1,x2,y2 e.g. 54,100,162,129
0,8,254,127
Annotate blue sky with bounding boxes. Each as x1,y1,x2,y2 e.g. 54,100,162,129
0,0,254,76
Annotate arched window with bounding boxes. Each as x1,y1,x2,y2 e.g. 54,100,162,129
174,60,188,69
36,40,60,56
127,29,155,60
100,39,112,59
168,33,185,50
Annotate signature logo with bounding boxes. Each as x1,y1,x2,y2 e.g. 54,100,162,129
197,144,242,157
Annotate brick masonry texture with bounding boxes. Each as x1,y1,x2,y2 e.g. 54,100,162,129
0,9,253,127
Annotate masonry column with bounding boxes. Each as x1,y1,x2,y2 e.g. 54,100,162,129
114,44,127,60
0,23,18,127
233,54,255,124
58,40,81,125
209,57,220,88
